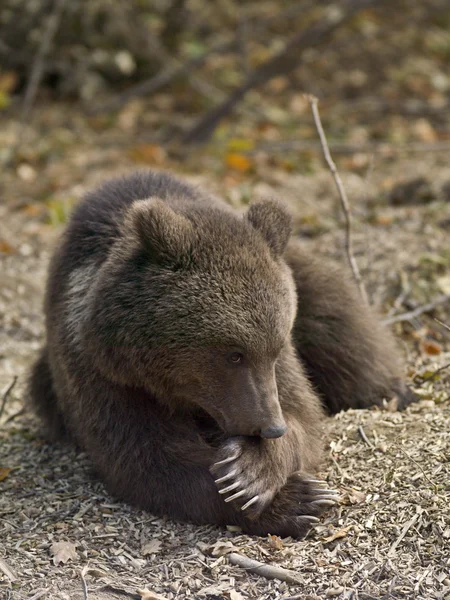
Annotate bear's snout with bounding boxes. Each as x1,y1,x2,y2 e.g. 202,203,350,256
259,423,287,439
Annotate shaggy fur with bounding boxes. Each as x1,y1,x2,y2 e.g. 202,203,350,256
29,170,414,537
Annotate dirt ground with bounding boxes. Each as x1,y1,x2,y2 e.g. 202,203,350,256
0,109,449,600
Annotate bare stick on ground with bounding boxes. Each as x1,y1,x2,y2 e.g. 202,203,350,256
0,376,18,422
227,552,303,584
414,363,450,387
383,294,450,326
434,317,450,332
80,567,89,600
183,0,384,144
305,94,369,304
21,0,68,120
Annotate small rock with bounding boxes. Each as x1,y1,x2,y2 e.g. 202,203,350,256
326,586,344,597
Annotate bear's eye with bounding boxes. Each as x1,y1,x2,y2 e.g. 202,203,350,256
228,352,244,365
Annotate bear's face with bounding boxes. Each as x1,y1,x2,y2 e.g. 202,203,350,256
85,198,296,439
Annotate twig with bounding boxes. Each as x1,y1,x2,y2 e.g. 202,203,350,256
0,558,17,582
396,446,436,489
387,513,420,557
306,94,369,304
227,552,303,584
414,363,450,387
434,317,450,332
28,591,49,600
386,273,410,318
0,376,18,422
21,0,68,119
91,39,236,115
250,139,450,156
358,425,375,449
80,567,89,600
183,0,384,144
383,294,450,326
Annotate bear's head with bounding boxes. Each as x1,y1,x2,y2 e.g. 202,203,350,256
84,197,297,439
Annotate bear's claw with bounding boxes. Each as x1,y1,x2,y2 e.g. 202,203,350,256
241,495,259,511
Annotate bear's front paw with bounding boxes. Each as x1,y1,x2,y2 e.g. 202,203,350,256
243,472,340,538
210,436,287,519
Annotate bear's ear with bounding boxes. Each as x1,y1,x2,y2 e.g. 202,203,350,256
247,198,292,256
127,198,194,263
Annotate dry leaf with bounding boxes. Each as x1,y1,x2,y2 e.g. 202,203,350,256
267,534,284,550
323,525,353,543
229,591,245,600
210,540,240,557
141,539,162,555
0,467,11,482
50,541,78,565
129,144,166,165
225,152,252,172
342,488,366,505
138,589,168,600
420,339,442,356
0,241,15,254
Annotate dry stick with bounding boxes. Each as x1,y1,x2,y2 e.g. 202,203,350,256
0,376,18,422
306,94,369,304
91,39,237,115
383,294,450,326
434,317,450,332
80,567,89,600
183,0,383,144
358,425,375,449
252,139,450,156
21,0,68,120
387,513,420,557
227,552,303,584
414,362,450,387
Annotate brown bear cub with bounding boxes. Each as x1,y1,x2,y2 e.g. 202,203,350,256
29,170,415,538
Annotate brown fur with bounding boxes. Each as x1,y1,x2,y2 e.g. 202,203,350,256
28,170,415,538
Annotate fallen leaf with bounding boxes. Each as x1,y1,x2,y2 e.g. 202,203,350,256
229,591,245,600
342,488,366,505
0,467,11,482
129,144,166,165
420,339,442,356
267,534,284,550
225,152,252,172
0,241,14,254
141,539,162,555
210,540,240,557
323,525,353,543
50,541,78,565
138,589,168,600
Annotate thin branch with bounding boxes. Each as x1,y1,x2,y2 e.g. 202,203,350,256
383,294,450,326
305,94,369,304
250,139,450,156
227,552,303,584
0,376,18,422
21,0,68,119
358,425,375,449
434,317,450,332
80,567,89,600
91,39,236,115
414,363,450,387
183,0,386,144
387,513,420,557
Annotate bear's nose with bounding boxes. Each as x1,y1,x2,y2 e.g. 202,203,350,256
259,423,287,439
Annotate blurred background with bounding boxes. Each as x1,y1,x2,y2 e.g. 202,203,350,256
0,0,449,379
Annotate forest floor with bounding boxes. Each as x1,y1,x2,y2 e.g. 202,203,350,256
0,104,449,600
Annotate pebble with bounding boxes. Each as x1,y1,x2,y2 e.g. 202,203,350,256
326,586,344,597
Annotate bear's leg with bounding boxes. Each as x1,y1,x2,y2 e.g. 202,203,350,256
71,371,334,538
28,347,69,441
284,241,416,413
